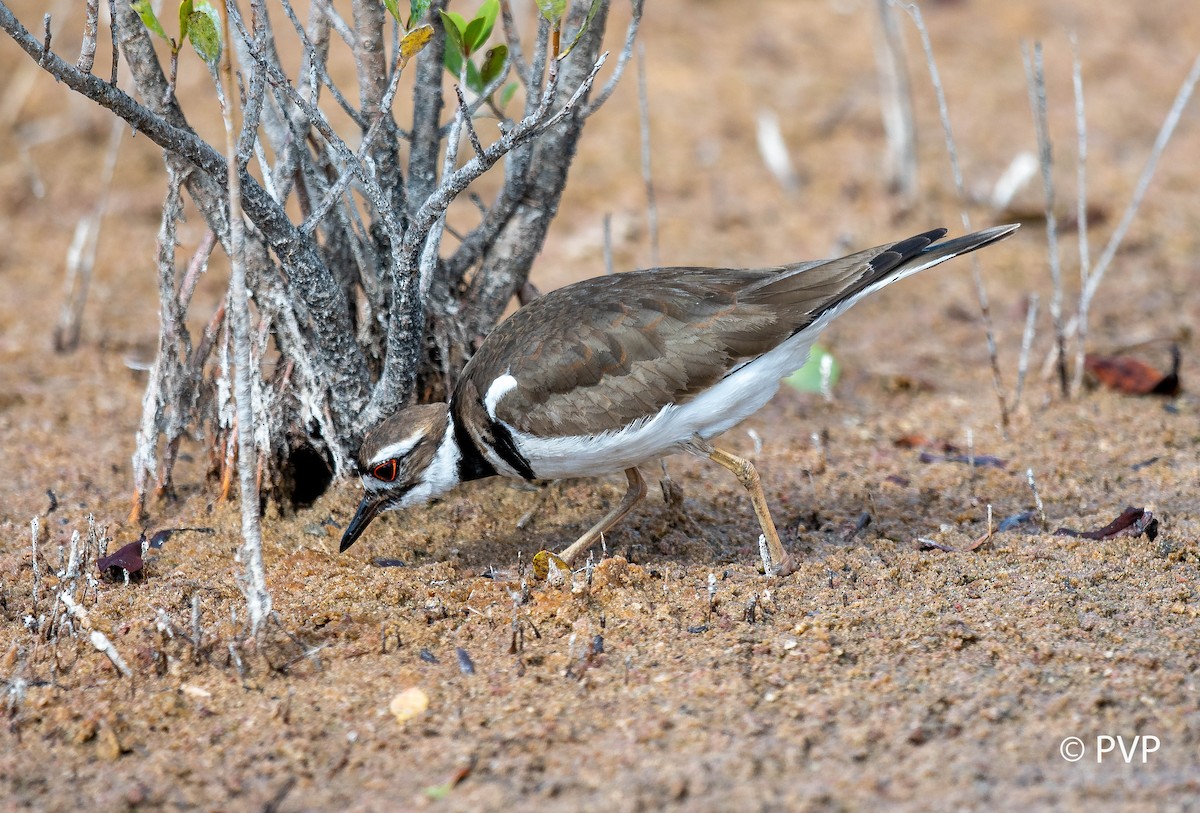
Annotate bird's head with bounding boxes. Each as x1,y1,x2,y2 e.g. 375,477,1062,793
339,403,460,552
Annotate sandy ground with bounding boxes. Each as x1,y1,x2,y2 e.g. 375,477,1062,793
2,0,1200,810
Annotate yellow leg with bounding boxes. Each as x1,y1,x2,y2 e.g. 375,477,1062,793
687,439,795,576
558,467,648,565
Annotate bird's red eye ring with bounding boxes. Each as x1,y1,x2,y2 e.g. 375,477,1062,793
372,459,398,482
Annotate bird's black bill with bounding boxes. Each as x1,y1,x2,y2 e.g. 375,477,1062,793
340,494,383,552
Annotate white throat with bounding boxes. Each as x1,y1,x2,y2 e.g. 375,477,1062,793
397,417,462,509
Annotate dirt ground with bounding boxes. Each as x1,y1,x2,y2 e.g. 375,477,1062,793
3,0,1200,810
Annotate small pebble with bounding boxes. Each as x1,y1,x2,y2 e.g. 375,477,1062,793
389,688,429,724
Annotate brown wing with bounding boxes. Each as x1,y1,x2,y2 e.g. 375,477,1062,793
457,229,954,438
456,268,801,437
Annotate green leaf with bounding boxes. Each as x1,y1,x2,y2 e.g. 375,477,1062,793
131,0,168,40
399,24,434,62
382,0,401,24
534,0,566,23
463,16,485,55
479,44,507,87
559,0,603,60
464,58,482,93
443,41,464,80
468,0,498,52
423,784,452,801
498,81,518,108
784,346,841,394
439,10,468,56
178,0,193,42
187,2,221,64
443,43,481,88
409,0,432,24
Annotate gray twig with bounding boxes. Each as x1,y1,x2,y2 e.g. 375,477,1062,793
456,85,485,159
582,0,643,117
38,13,50,67
107,0,117,84
77,0,98,73
363,46,612,427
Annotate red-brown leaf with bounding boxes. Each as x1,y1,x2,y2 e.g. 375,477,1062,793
1085,348,1181,396
97,540,145,581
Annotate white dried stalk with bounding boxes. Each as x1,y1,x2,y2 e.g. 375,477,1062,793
1022,41,1068,397
62,530,81,581
30,517,40,614
60,593,133,678
219,9,272,636
893,0,1011,431
819,352,835,401
54,116,123,351
1081,54,1200,328
756,109,800,197
1070,33,1090,397
1026,468,1048,531
602,212,614,275
637,40,659,267
757,533,777,578
1013,292,1039,410
990,151,1038,211
873,0,917,201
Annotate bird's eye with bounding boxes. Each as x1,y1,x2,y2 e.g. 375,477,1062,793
372,459,398,482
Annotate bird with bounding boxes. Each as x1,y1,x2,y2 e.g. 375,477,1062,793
340,224,1018,574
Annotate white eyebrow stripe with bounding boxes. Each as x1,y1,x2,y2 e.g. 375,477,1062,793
369,430,424,466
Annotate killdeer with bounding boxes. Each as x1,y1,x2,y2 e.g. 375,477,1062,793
340,224,1018,573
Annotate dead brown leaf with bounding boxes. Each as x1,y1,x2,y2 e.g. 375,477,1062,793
97,540,144,581
1085,347,1181,396
1053,506,1159,541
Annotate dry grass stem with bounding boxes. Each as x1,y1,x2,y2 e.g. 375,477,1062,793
1013,292,1039,411
636,40,659,266
1026,468,1048,531
1022,41,1068,397
53,117,123,352
893,0,1010,431
1070,33,1091,397
220,4,271,635
873,0,917,201
755,108,800,197
1081,54,1200,318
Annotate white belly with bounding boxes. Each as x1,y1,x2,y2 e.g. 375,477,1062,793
494,327,822,479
